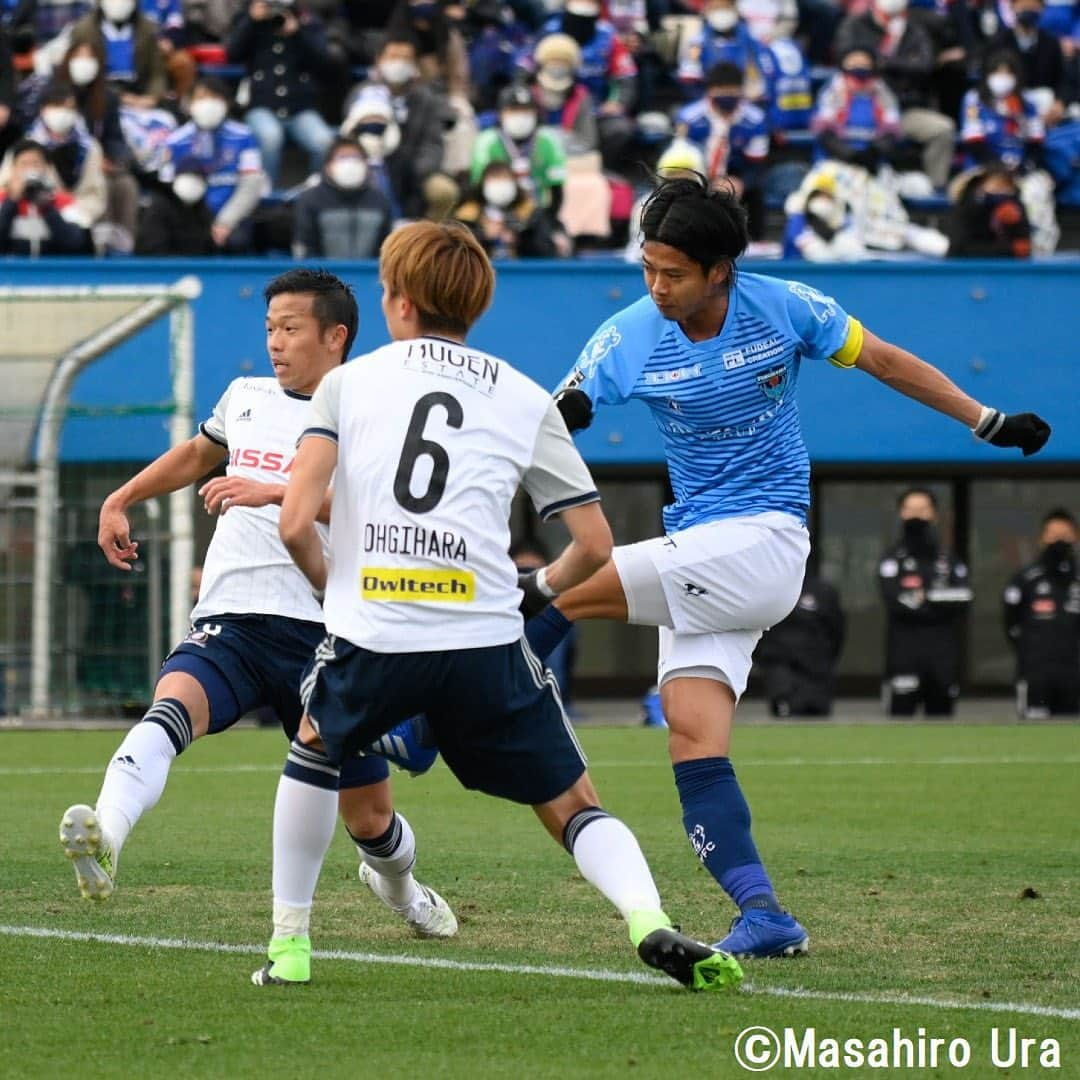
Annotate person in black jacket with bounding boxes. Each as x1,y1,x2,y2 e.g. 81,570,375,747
0,138,92,255
948,163,1032,259
227,0,335,184
1003,508,1080,718
755,568,845,717
135,154,215,255
879,487,972,716
292,135,392,258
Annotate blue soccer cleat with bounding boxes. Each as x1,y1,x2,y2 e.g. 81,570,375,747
366,714,439,775
714,909,809,959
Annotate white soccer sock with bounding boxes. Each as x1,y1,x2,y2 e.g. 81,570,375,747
272,774,337,936
568,814,663,920
355,812,420,909
95,721,178,855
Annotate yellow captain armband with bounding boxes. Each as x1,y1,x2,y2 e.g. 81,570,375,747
828,317,864,369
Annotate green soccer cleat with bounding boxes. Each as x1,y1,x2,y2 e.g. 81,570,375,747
59,804,116,901
251,934,311,986
637,927,744,992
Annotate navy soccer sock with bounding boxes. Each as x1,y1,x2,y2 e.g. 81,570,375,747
524,605,573,663
673,756,782,914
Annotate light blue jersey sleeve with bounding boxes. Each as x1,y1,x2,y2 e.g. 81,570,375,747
557,297,666,405
781,278,863,368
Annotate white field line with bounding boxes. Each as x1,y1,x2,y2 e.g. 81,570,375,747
2,756,1079,777
1,924,1077,1021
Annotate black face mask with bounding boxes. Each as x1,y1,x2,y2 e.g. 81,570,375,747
1041,539,1076,577
901,518,938,554
1016,9,1041,28
562,12,598,46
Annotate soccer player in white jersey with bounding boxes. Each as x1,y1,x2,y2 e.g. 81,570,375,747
519,174,1052,960
58,269,456,941
250,221,742,992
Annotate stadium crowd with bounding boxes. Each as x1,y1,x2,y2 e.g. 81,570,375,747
0,0,1078,258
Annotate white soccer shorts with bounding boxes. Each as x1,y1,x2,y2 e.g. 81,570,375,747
611,511,810,698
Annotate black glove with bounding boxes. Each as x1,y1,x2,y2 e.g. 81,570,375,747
554,388,593,433
973,409,1051,457
518,569,552,619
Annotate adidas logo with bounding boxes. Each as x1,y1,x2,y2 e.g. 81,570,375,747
237,408,253,421
115,754,139,770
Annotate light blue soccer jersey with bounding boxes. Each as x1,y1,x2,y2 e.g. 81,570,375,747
559,272,860,533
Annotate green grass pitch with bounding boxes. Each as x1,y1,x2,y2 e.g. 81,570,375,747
1,723,1077,1079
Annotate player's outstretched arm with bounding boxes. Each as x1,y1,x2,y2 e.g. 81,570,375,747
854,329,1051,456
98,434,227,570
280,434,337,592
540,502,614,596
199,476,334,523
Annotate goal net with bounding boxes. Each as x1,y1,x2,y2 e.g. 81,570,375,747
0,278,200,718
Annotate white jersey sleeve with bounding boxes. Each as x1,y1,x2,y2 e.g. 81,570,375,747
522,400,599,521
303,365,344,442
199,381,234,448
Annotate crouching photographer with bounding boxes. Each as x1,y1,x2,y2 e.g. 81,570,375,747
0,140,93,256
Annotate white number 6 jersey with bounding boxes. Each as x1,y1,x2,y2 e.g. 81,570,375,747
303,336,599,653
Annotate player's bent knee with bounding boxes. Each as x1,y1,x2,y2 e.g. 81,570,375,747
532,771,600,843
663,677,736,761
153,671,211,740
338,780,394,840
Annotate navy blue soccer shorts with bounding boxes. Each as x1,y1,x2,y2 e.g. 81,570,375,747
303,634,587,805
161,614,389,789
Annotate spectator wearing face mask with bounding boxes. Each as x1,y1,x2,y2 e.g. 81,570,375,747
341,88,410,221
135,154,215,254
782,176,867,261
532,33,599,157
675,62,769,238
27,83,107,234
226,0,336,186
386,0,471,96
1003,508,1080,719
345,36,450,218
677,0,769,102
534,0,637,112
835,0,956,189
878,487,972,718
960,51,1044,171
51,40,140,250
988,0,1067,124
470,82,566,212
453,159,567,258
0,138,93,254
812,48,902,174
68,0,168,110
947,161,1032,256
159,76,266,252
292,136,392,258
463,0,535,112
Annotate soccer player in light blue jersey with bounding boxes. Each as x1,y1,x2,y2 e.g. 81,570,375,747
520,174,1052,960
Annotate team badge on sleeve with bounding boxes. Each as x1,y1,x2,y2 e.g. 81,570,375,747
578,325,622,377
787,281,837,324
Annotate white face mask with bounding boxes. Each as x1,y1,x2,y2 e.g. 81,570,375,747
379,59,417,87
43,107,78,136
565,1,600,15
173,174,207,204
706,8,739,32
483,178,518,208
100,0,136,22
876,0,906,16
190,98,228,130
988,72,1016,97
329,156,367,189
807,193,844,232
980,9,999,36
502,111,537,140
69,56,100,86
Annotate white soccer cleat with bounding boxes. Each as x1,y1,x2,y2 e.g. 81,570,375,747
59,804,117,901
358,862,458,938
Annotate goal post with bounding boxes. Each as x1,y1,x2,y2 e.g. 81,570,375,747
0,276,201,716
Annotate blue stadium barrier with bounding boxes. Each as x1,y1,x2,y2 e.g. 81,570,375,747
4,258,1077,465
